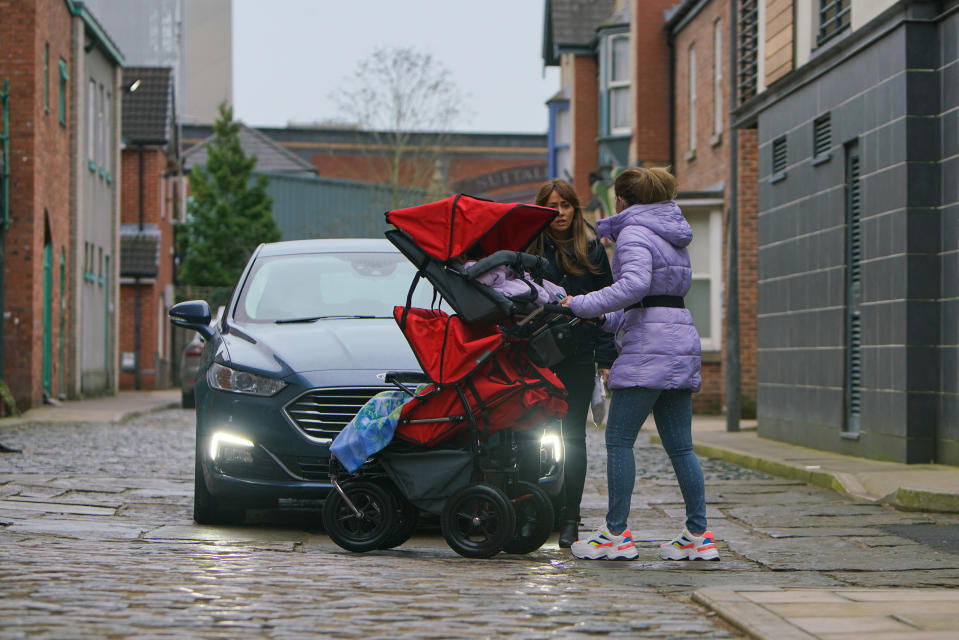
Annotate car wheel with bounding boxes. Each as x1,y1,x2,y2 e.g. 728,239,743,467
502,481,555,555
322,480,396,552
181,389,196,409
193,446,244,525
441,483,515,559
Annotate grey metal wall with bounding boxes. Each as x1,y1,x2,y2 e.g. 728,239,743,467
756,6,957,464
262,172,428,241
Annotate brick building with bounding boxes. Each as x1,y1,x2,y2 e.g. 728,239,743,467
0,0,121,411
542,0,759,417
118,67,181,390
667,0,760,418
181,125,549,208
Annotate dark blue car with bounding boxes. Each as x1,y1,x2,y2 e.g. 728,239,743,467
170,239,564,524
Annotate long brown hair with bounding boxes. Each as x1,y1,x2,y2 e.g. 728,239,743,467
531,179,599,276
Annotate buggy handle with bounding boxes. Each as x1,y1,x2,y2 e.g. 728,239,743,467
463,250,549,281
542,303,575,316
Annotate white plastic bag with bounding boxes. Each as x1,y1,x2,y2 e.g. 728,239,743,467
589,371,607,425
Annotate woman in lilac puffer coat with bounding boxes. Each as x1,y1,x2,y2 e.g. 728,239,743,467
563,167,719,562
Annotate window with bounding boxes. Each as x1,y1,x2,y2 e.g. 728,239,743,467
43,44,49,113
737,0,759,104
58,59,68,125
104,91,111,174
713,20,723,137
608,34,630,134
818,0,850,45
772,135,787,181
685,207,723,351
688,44,697,156
813,113,832,163
87,80,96,163
98,84,104,170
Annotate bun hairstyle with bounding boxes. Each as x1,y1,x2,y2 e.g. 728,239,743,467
614,166,677,206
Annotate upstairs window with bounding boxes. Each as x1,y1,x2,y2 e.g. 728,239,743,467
608,34,631,134
737,0,759,104
818,0,850,45
688,44,697,156
43,44,49,113
87,80,96,162
713,19,723,137
58,59,68,125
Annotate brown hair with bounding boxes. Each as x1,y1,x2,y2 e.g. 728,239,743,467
614,166,677,206
531,179,599,276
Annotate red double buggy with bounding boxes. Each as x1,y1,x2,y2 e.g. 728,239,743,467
322,194,577,558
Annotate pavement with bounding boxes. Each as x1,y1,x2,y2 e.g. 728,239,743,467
4,389,959,639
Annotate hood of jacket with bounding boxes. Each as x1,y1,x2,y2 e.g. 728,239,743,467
597,201,692,248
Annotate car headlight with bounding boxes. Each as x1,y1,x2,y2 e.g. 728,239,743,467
541,431,563,462
207,362,287,396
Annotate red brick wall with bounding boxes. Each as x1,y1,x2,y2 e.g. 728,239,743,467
630,0,675,165
570,55,599,202
0,0,73,410
671,0,758,416
737,128,759,412
118,147,175,390
672,0,730,191
309,153,545,195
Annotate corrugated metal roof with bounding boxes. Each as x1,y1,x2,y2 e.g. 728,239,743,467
183,124,317,174
122,67,174,143
262,172,427,240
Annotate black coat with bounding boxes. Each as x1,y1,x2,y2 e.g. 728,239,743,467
539,233,617,369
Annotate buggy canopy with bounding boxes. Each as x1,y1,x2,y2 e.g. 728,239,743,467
385,194,556,261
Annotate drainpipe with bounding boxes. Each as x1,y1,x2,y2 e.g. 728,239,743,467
0,80,9,381
725,0,741,432
666,28,675,171
134,143,144,390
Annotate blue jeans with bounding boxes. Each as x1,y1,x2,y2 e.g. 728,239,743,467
605,387,707,535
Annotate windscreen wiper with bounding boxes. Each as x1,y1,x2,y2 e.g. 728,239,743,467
275,315,381,324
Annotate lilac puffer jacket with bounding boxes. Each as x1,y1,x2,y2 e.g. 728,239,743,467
567,201,701,391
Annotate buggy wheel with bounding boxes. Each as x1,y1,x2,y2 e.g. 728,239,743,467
502,481,555,555
322,480,395,552
441,483,515,559
376,481,419,549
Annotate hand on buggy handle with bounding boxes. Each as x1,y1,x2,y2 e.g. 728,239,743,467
558,296,606,325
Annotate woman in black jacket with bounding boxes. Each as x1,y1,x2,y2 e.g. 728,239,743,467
531,178,617,548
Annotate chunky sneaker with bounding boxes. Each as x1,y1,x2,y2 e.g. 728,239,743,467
659,529,720,561
570,527,639,560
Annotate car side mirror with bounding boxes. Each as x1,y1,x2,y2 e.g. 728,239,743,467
169,300,214,339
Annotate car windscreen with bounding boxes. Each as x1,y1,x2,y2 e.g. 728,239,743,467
234,251,446,323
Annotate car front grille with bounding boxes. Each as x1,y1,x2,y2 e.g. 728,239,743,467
285,386,387,441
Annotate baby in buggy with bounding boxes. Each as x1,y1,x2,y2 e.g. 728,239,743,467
323,194,576,558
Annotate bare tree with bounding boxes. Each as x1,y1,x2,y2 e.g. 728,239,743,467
331,47,467,210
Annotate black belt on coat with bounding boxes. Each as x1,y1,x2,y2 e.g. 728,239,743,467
626,295,685,310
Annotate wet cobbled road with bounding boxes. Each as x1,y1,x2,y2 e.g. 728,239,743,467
2,409,958,639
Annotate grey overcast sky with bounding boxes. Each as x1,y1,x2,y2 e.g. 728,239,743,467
231,0,559,133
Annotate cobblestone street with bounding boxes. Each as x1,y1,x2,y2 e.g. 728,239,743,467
2,408,958,638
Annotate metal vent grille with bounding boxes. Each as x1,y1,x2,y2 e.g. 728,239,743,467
814,114,832,157
772,136,787,175
285,387,387,441
845,149,862,434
